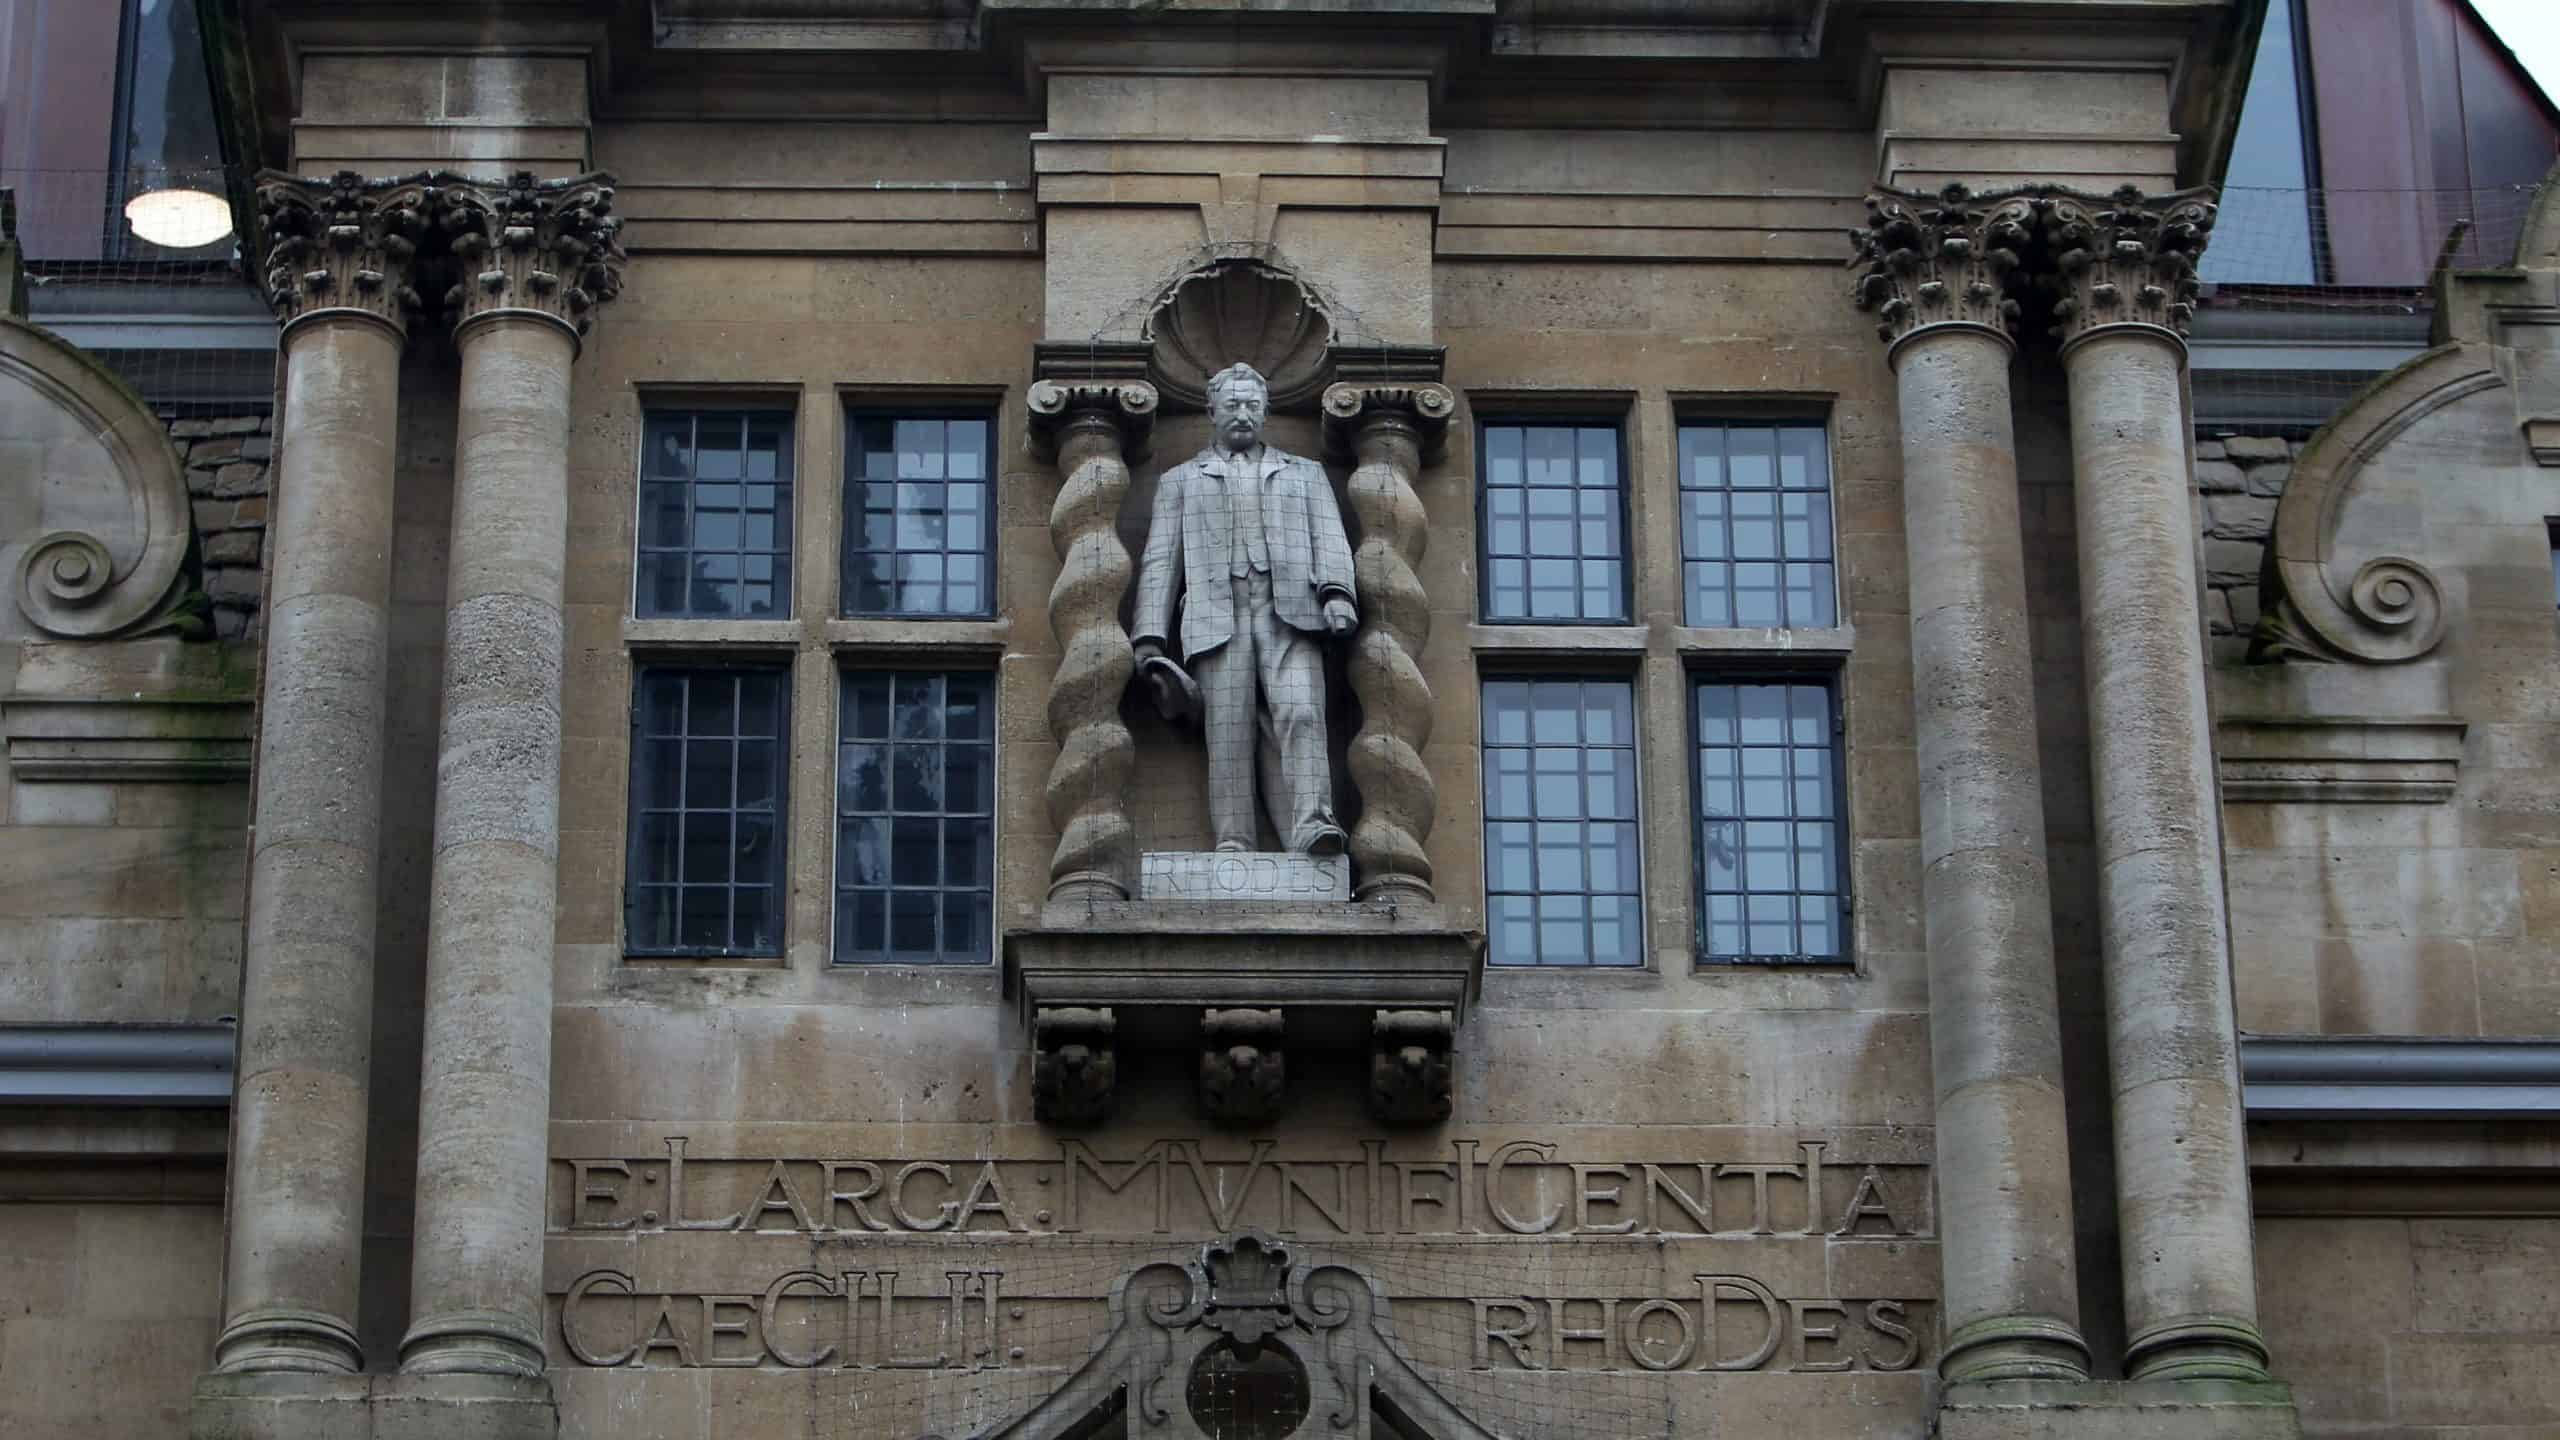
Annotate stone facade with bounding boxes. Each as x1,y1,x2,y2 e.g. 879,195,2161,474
1,3,2557,1439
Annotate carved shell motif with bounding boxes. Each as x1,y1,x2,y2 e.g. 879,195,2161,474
1145,260,1333,411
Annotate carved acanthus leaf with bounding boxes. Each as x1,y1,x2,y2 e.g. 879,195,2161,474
2042,185,2216,344
435,170,628,338
255,169,433,335
1849,183,2037,347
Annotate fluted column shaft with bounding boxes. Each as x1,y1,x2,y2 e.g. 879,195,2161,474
1029,379,1158,902
1891,322,2093,1384
2065,323,2267,1382
400,171,625,1377
1323,382,1452,903
217,172,428,1376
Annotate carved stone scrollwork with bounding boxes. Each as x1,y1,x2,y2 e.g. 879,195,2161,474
255,170,433,338
1850,183,2038,349
435,170,628,342
1322,381,1453,903
1198,1007,1285,1126
1027,379,1159,902
1368,1007,1454,1126
2042,185,2217,347
1030,1005,1117,1127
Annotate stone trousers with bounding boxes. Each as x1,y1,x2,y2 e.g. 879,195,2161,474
1189,570,1336,850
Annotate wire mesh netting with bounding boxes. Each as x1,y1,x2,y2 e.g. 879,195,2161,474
0,168,274,413
2192,182,2547,430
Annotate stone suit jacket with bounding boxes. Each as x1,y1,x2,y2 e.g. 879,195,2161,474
1131,444,1356,661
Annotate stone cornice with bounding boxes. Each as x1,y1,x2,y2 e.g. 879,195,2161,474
436,171,628,344
254,170,433,340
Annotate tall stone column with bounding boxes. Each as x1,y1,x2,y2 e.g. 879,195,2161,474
217,172,429,1375
401,173,625,1377
1028,378,1158,902
1321,381,1453,903
2050,188,2271,1382
1853,186,2091,1385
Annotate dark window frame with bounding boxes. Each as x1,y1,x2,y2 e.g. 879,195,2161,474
1674,418,1840,630
632,406,798,621
840,408,1000,621
832,666,999,966
623,661,793,960
1480,674,1648,969
1475,417,1634,626
1687,669,1852,968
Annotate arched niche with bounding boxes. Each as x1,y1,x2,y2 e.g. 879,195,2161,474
976,1232,1509,1440
1144,257,1335,413
0,312,200,644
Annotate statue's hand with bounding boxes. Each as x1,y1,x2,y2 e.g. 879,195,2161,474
1321,597,1359,635
1133,639,1165,664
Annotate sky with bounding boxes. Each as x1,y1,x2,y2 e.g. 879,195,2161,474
2476,0,2560,105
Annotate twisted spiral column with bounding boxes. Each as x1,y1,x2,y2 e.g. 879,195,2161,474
1029,380,1158,902
1323,382,1452,903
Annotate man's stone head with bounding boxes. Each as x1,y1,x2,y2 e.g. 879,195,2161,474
1208,363,1270,453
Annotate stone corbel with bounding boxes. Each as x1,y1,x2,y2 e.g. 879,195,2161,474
255,170,433,338
1198,1008,1285,1126
1027,378,1159,903
434,170,627,343
1369,1008,1454,1125
1322,380,1453,903
1030,1005,1117,1127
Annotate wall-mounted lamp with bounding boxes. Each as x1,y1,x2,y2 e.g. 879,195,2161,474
124,186,231,249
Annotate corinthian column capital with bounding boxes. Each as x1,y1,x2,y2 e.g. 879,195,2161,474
2042,185,2217,349
436,171,628,343
1850,183,2039,353
255,170,434,340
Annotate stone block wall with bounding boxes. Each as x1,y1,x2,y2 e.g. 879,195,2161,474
169,413,273,644
2194,431,2299,663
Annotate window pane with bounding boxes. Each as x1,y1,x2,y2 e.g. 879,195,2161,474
625,666,789,956
633,410,796,619
844,414,998,617
1694,678,1846,965
1679,422,1835,629
835,668,997,965
1481,421,1627,622
1482,679,1643,967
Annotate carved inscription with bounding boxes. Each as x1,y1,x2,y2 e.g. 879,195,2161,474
555,1137,1929,1238
555,1265,1926,1375
548,1139,1937,1376
1139,850,1351,901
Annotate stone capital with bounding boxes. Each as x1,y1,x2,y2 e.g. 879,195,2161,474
1320,381,1454,463
255,170,434,341
2043,185,2216,350
1850,183,2038,352
436,171,628,345
1026,379,1159,463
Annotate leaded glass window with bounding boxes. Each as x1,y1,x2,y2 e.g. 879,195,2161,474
843,415,994,617
636,411,794,619
1482,678,1643,966
625,667,788,956
1479,423,1629,623
835,670,995,964
1694,679,1844,964
1678,423,1836,628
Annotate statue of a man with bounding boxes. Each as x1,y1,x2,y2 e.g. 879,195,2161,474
1132,362,1358,855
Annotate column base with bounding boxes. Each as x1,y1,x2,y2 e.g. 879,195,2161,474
192,1370,557,1440
1937,1378,2302,1440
